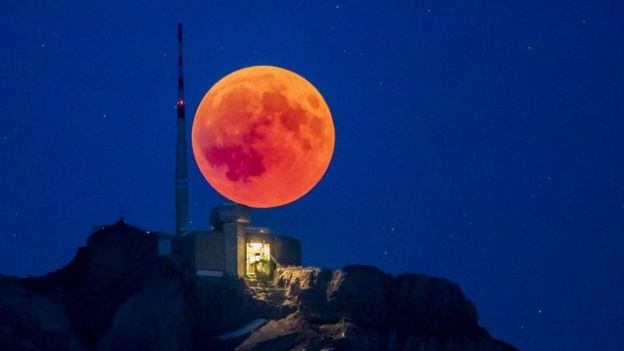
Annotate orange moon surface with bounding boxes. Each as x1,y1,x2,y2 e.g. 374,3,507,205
192,65,335,208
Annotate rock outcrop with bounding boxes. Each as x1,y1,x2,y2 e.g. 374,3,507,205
278,266,478,333
0,275,83,351
96,278,193,351
234,266,514,351
276,265,479,331
0,221,517,351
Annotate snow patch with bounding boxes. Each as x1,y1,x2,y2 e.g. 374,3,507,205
217,319,268,340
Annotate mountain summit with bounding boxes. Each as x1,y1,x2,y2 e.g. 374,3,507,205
0,221,517,351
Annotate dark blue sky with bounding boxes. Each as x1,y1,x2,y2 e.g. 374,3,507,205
2,1,623,350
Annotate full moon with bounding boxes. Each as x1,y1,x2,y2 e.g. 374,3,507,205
192,65,335,208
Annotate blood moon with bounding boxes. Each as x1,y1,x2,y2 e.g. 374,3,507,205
191,65,335,208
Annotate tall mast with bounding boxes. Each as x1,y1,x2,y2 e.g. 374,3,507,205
175,22,189,236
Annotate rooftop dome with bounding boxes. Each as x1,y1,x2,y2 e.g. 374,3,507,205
210,203,251,227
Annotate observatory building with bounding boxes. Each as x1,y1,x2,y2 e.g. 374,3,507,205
176,203,301,279
169,23,301,280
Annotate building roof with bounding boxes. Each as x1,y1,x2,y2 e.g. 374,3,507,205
210,203,251,226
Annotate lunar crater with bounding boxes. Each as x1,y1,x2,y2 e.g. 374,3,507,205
307,94,320,108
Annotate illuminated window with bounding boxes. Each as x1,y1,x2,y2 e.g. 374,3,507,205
246,242,271,278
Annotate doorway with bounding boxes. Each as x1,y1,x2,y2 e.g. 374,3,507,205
246,242,271,278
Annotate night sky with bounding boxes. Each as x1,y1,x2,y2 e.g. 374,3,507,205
2,1,623,350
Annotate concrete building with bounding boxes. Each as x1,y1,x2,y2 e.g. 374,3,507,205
175,203,301,279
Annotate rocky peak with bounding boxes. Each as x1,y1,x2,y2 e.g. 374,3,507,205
0,222,517,351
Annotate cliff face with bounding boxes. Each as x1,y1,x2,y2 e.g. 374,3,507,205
0,221,517,351
236,266,514,351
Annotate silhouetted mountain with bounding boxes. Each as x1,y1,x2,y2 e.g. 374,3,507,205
0,221,517,351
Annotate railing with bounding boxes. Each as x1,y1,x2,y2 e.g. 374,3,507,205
270,254,281,268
